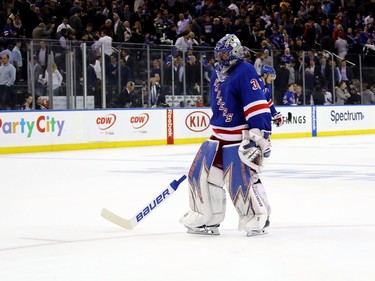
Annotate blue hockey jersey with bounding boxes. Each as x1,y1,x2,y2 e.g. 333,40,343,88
264,83,278,117
210,61,272,142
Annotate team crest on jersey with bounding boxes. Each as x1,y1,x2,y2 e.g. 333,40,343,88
214,82,233,122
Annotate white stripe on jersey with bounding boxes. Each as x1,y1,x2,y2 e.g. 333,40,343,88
211,124,249,141
243,100,271,120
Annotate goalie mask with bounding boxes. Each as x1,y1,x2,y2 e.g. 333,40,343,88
214,34,244,76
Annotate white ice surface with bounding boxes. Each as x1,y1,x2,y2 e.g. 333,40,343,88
1,135,375,281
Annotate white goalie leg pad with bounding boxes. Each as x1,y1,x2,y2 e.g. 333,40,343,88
222,144,270,234
238,180,271,233
180,166,226,229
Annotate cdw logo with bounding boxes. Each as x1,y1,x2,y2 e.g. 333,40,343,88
130,113,149,129
185,111,210,132
96,114,116,130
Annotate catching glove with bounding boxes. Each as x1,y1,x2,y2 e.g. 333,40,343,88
238,129,271,173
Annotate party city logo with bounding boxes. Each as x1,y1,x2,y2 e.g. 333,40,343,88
0,115,65,138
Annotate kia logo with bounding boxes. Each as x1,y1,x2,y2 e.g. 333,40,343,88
185,111,210,132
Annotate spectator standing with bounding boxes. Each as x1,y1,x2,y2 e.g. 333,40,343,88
307,58,321,80
302,22,316,50
262,49,273,67
0,53,16,110
31,56,45,96
326,59,341,92
294,36,307,52
175,31,192,53
201,15,214,46
304,68,315,104
113,13,124,42
35,40,49,72
185,54,200,95
12,39,23,81
253,51,265,76
97,30,113,60
54,28,70,71
119,58,132,88
32,22,56,41
149,73,163,107
13,15,25,38
363,84,375,104
339,60,354,85
99,19,114,39
122,49,136,78
3,18,15,41
69,7,84,38
274,61,290,105
190,18,202,39
106,54,119,103
87,56,100,107
150,59,162,79
176,13,190,36
108,81,135,108
335,80,350,104
212,17,225,46
42,62,63,96
122,5,132,24
70,0,82,16
286,59,296,84
280,48,295,65
123,21,133,36
334,34,349,59
56,17,73,35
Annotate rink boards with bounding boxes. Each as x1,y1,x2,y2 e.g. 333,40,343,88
0,105,374,153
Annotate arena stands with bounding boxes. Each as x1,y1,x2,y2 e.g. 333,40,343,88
0,0,374,109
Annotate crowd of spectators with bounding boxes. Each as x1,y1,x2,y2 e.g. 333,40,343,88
0,0,374,109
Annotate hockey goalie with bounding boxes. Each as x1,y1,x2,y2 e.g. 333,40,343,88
180,34,273,237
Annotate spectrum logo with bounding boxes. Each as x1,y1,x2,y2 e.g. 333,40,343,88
0,115,65,138
130,113,149,129
96,114,116,130
185,111,210,132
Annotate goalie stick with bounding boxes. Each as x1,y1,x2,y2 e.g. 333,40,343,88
101,175,187,229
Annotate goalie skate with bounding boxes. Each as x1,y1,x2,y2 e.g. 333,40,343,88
246,220,270,237
187,224,220,236
246,228,268,237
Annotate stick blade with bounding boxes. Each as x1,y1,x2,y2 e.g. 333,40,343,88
101,208,135,229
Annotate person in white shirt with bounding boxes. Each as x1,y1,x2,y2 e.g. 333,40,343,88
175,31,192,53
56,17,73,35
97,30,113,58
42,62,63,96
